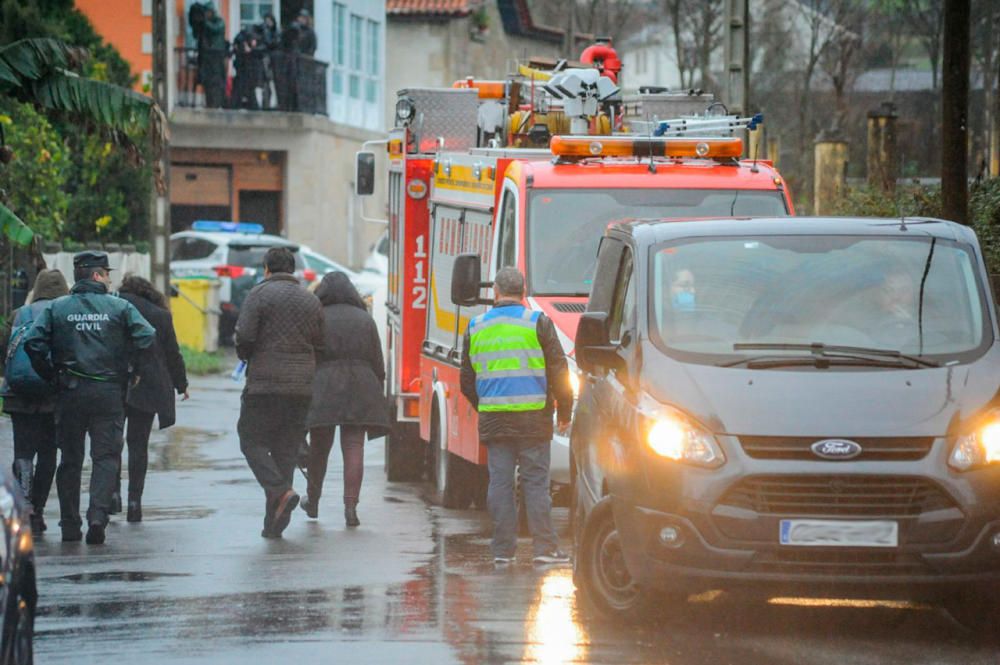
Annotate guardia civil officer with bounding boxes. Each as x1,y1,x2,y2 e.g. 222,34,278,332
459,267,573,566
24,251,155,545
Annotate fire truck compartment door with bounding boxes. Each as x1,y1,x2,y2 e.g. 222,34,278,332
425,206,492,361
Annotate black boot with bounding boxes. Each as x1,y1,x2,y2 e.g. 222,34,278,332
12,459,34,514
127,498,142,523
29,514,46,536
110,491,123,515
300,495,319,519
344,501,360,527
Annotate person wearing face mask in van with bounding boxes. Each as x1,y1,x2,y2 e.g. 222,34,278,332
670,268,696,312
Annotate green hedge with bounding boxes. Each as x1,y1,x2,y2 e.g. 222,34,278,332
180,345,223,376
832,178,1000,275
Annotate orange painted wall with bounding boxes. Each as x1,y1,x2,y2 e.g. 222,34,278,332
75,0,153,92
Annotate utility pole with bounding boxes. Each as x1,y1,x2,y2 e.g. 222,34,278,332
150,0,171,295
942,0,970,225
722,0,750,116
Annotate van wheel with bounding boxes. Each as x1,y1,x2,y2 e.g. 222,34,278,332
430,408,471,509
576,506,655,622
944,590,1000,637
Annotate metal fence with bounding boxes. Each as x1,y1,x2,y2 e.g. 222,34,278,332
175,47,328,115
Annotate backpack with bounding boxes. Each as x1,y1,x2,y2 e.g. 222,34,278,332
4,305,52,398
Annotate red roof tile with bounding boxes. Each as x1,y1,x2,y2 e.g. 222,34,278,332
386,0,473,16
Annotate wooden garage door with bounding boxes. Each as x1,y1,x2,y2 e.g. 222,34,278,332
171,165,231,206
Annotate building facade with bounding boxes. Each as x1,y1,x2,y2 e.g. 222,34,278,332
76,0,387,268
385,0,587,127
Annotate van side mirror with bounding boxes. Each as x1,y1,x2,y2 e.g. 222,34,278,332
355,151,375,196
451,253,491,306
576,311,623,372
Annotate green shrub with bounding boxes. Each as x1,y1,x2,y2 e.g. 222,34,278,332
832,179,1000,274
180,345,224,376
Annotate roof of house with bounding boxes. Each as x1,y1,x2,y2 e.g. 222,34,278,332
386,0,473,17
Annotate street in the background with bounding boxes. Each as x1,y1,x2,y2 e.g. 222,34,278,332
8,374,995,665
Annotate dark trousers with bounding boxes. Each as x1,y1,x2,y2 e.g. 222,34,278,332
115,407,155,501
10,412,57,512
307,425,365,505
486,441,559,558
55,381,125,528
238,394,310,518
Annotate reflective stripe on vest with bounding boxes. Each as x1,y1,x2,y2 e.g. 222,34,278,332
469,304,547,412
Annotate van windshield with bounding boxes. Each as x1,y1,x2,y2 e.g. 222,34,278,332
650,235,991,365
528,188,787,295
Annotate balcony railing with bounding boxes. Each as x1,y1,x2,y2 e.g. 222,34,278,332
175,47,328,116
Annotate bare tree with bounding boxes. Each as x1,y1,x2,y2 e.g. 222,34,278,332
818,2,867,132
899,0,945,91
660,0,723,91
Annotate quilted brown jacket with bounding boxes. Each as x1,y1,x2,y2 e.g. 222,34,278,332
234,273,324,396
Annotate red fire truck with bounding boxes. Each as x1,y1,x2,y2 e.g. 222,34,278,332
356,48,794,508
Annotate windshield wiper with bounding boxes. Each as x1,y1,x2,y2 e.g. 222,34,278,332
730,342,941,368
720,354,923,369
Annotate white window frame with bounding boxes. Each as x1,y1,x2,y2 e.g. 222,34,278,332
236,0,280,32
326,0,383,131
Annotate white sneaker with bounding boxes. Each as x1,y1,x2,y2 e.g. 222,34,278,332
533,550,571,565
493,555,516,565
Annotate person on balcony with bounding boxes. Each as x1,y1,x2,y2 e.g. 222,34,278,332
294,9,317,57
197,4,227,108
233,28,263,110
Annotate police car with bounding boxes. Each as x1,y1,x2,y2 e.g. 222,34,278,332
170,221,382,343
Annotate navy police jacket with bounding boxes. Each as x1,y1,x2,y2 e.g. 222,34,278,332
24,279,156,384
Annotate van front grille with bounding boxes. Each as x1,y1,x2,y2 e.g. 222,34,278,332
719,475,957,518
738,436,934,461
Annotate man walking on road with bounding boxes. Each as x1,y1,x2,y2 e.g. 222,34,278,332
235,247,323,538
460,267,572,565
24,251,156,545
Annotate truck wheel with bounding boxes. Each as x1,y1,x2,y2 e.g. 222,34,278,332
430,409,472,509
384,400,423,482
576,504,657,623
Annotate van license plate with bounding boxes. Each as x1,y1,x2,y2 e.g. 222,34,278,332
779,520,898,547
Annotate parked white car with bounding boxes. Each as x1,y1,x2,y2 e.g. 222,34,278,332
170,222,380,343
363,230,388,277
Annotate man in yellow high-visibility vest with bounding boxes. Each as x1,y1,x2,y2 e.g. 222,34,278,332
460,267,573,565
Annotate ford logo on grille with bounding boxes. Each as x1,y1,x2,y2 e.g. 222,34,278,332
811,439,863,460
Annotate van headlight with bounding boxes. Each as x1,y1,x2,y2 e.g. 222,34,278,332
949,415,1000,471
568,369,581,398
645,408,725,469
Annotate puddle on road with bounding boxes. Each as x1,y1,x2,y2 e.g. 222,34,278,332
140,506,215,521
56,571,191,583
145,427,230,472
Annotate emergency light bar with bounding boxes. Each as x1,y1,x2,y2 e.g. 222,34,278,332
192,221,265,234
452,78,506,99
550,136,743,159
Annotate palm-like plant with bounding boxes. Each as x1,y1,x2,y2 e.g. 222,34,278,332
0,37,166,245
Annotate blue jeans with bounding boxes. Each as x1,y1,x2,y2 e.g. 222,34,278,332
486,441,559,558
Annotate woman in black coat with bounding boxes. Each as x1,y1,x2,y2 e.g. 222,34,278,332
302,272,388,526
1,269,69,535
116,275,189,522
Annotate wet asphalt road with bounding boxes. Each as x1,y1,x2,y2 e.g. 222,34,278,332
4,374,999,664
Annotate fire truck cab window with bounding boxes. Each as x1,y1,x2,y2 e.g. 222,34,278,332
528,188,788,296
496,189,518,270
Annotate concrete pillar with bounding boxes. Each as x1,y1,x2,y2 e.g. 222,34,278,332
867,102,898,195
766,135,780,170
814,131,849,216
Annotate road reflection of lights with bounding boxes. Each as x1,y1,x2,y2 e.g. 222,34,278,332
768,597,930,610
524,569,587,665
